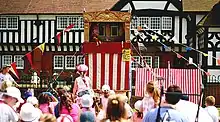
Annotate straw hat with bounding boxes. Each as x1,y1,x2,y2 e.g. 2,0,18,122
4,87,24,103
81,94,93,108
20,103,41,122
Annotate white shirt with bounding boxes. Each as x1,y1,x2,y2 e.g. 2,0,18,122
0,73,14,89
0,102,19,122
205,106,219,122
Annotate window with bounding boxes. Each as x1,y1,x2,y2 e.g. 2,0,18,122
99,25,106,36
54,55,64,69
2,55,12,66
111,26,118,36
150,17,161,30
154,56,160,68
57,16,83,30
65,55,76,69
77,55,84,64
131,16,172,30
0,16,18,30
162,17,172,30
14,55,24,69
141,56,152,68
131,56,140,69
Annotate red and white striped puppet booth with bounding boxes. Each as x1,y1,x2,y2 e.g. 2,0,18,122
82,10,132,93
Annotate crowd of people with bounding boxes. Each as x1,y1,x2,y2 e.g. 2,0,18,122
0,64,219,122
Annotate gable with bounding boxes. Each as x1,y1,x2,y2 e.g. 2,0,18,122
111,0,181,12
183,0,219,12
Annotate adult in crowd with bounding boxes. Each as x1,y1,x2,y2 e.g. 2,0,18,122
0,65,15,88
72,64,94,99
141,81,160,116
143,85,189,122
0,87,24,122
20,103,41,122
100,84,111,110
101,95,131,122
205,96,219,122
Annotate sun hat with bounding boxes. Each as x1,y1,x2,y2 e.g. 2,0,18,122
134,100,142,111
109,90,115,95
26,96,38,105
24,90,33,99
57,114,73,122
20,103,41,122
102,85,110,92
77,64,88,72
81,94,93,108
53,73,59,76
4,87,24,103
80,111,95,122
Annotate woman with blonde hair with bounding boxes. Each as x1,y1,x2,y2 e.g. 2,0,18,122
141,81,160,116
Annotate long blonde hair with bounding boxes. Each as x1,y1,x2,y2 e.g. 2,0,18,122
146,81,160,104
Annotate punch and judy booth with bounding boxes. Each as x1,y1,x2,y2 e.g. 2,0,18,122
83,10,131,93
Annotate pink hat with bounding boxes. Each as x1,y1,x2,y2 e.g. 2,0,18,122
77,64,88,72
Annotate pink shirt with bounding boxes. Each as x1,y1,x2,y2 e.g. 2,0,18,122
60,103,80,122
39,102,57,115
73,76,91,95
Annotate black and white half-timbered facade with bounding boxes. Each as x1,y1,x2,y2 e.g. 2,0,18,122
0,0,117,78
111,0,192,69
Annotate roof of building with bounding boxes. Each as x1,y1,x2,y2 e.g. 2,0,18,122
0,0,119,14
183,0,219,12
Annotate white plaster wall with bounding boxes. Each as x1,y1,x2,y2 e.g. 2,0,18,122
182,18,187,44
132,1,167,10
174,16,179,44
196,15,204,24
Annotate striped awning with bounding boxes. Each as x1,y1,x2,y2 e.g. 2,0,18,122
0,45,81,52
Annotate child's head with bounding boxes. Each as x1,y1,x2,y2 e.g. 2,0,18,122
38,93,51,105
102,85,111,98
146,81,160,104
134,100,143,118
205,96,215,106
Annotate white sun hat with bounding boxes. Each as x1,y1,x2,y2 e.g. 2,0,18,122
102,85,110,92
26,96,38,105
81,94,93,108
4,87,24,103
134,100,142,111
20,103,41,122
57,114,74,122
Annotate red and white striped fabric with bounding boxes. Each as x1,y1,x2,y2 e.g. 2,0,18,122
135,68,202,103
85,53,130,90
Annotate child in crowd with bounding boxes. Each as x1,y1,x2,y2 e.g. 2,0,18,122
132,100,143,121
38,92,58,115
20,103,41,122
205,96,219,122
58,89,80,122
80,94,96,116
141,81,160,116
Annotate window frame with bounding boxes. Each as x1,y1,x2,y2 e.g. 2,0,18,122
57,16,84,30
154,56,160,68
65,55,76,70
2,55,12,67
0,16,18,30
162,17,172,30
141,56,152,68
131,16,172,31
77,55,85,65
111,25,119,36
14,55,24,69
131,56,140,70
53,55,64,70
